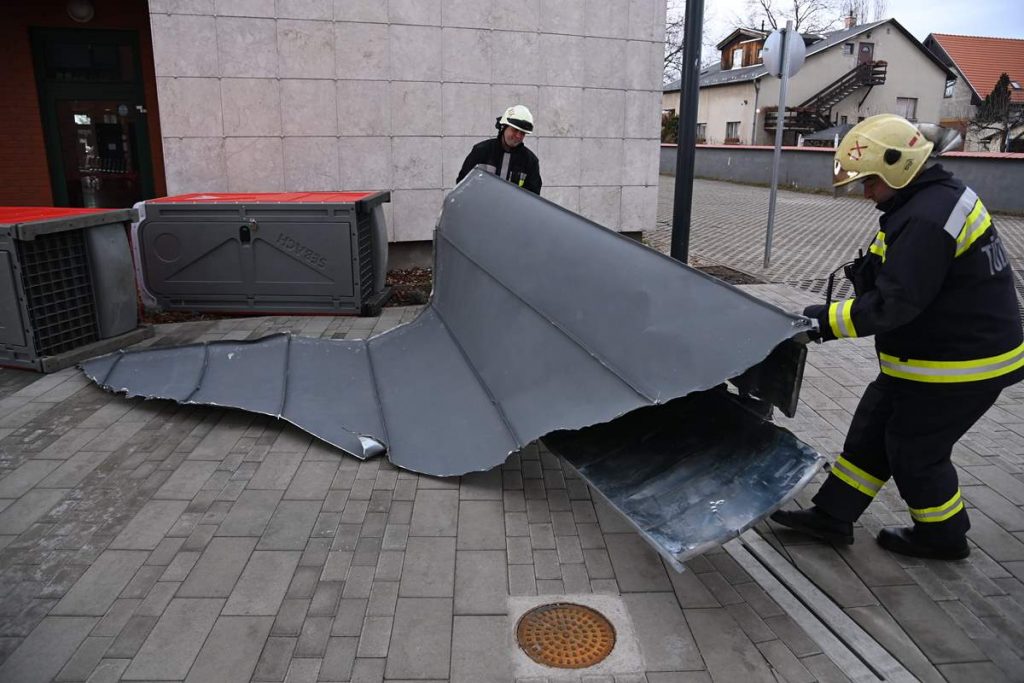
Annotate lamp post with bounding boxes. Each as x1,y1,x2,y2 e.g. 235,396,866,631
669,0,706,264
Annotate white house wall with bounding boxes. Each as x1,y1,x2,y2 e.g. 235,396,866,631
939,66,977,122
148,0,667,241
688,22,949,146
752,23,946,142
697,83,758,144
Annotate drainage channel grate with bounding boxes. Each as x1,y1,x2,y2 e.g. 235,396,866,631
726,531,917,682
784,277,855,302
515,602,616,669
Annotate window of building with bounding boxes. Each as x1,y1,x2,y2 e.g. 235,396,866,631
842,43,854,56
732,47,743,69
944,79,955,98
725,121,740,141
840,115,848,124
895,97,918,121
696,123,706,141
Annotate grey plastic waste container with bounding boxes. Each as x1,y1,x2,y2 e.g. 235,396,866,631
0,207,153,372
133,191,391,316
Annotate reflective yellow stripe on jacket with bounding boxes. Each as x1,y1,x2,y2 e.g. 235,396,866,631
942,187,992,257
909,490,964,523
827,299,858,339
868,231,886,262
878,341,1024,383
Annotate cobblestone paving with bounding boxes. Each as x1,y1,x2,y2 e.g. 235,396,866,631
649,176,1024,307
755,284,1024,683
0,313,835,683
1,180,1024,681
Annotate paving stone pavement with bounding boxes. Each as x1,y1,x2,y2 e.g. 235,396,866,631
1,179,1024,681
649,176,1024,309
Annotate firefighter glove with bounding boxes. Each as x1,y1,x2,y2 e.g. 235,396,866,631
802,304,836,342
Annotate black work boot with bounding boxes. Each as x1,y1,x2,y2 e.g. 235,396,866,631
876,526,969,560
770,506,854,545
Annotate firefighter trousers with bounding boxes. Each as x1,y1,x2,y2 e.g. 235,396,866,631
812,374,1001,544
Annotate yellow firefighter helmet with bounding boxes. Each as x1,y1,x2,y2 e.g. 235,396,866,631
833,113,934,189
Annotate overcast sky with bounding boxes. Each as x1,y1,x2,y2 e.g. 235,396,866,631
698,0,1024,42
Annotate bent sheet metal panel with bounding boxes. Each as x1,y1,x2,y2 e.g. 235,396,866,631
544,390,823,568
82,169,817,480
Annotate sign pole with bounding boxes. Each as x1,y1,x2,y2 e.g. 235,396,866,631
764,20,794,269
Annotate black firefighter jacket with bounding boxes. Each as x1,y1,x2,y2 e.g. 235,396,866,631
815,164,1023,389
456,137,542,194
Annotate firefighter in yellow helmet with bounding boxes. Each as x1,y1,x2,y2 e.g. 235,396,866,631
457,105,542,194
772,114,1023,560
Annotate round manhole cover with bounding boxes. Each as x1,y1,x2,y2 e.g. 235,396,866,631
515,602,616,669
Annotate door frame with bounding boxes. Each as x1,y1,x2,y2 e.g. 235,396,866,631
30,27,155,207
857,41,875,65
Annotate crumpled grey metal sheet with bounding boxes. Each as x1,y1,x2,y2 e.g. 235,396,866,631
82,169,816,476
544,389,823,568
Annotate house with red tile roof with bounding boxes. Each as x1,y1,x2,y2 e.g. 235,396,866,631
924,33,1024,151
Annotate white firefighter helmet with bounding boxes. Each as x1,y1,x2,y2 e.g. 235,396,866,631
833,113,934,189
498,105,534,134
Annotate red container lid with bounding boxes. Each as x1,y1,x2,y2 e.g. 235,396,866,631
0,206,111,225
150,191,378,204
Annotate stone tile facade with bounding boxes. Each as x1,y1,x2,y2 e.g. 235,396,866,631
148,0,666,240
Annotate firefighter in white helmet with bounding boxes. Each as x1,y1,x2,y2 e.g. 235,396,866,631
457,105,542,194
772,113,1023,560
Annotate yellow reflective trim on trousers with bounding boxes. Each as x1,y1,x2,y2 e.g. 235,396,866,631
828,299,858,338
878,342,1024,383
831,455,884,497
910,490,964,523
955,200,991,257
868,231,886,262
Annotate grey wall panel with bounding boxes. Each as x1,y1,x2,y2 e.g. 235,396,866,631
368,307,520,475
99,345,208,401
84,171,814,478
433,234,646,440
190,335,290,414
81,170,822,563
282,336,383,459
440,172,808,403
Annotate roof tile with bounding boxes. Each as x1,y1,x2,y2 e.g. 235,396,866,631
930,33,1024,102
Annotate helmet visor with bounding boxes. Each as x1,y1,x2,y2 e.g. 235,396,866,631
506,117,533,133
833,158,864,187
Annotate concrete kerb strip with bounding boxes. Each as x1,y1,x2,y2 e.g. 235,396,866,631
507,593,645,680
726,530,916,682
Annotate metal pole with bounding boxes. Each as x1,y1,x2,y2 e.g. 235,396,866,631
670,0,706,263
763,20,793,269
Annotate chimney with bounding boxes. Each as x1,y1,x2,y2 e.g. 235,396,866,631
844,13,856,29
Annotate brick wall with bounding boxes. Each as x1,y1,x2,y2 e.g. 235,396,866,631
0,0,166,206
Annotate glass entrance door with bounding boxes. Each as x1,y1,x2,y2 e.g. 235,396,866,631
32,29,155,207
56,100,144,208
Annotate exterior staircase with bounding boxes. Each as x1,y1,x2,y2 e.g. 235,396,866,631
764,60,888,134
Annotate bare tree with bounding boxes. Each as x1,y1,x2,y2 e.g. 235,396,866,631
970,73,1024,152
740,0,843,34
844,0,888,24
664,0,719,84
